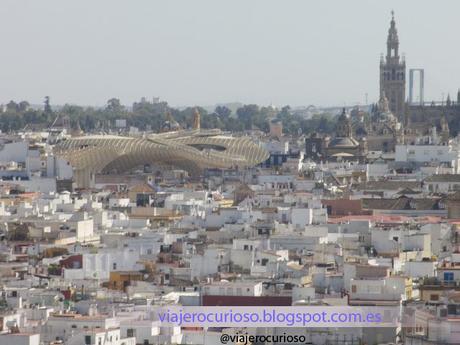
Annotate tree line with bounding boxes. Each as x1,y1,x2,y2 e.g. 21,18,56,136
0,97,337,135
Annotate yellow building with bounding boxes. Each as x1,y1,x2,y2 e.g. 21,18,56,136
108,271,143,292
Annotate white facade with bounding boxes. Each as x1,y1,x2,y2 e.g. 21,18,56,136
190,248,230,279
349,277,407,302
42,314,118,344
290,208,313,228
64,249,143,280
395,144,458,170
202,281,263,296
403,261,436,278
0,334,40,345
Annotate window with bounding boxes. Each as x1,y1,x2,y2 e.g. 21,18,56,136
85,335,91,345
351,285,357,293
430,294,439,301
113,262,117,270
447,304,457,315
98,338,102,345
144,340,149,345
127,329,134,338
444,272,454,281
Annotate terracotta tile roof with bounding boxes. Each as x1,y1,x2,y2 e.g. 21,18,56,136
362,197,443,211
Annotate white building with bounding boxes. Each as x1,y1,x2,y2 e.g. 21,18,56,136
202,281,263,297
0,333,40,345
424,174,460,193
395,144,458,172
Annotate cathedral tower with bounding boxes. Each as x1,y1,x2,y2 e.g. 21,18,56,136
380,11,406,120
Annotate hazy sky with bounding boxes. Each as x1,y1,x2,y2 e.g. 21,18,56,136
1,0,459,108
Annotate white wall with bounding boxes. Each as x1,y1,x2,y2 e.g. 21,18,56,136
75,219,94,241
82,249,143,280
0,334,40,345
203,282,263,296
55,157,73,179
403,261,436,278
395,144,456,165
291,208,313,228
190,248,229,279
403,233,431,257
11,177,57,193
0,141,28,163
371,229,400,255
292,286,316,302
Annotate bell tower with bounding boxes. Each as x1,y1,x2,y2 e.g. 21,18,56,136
380,11,406,120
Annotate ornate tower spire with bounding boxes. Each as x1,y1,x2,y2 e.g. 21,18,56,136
380,11,406,120
387,10,399,61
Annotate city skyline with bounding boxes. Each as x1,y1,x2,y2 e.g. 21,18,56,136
2,3,460,344
1,0,460,108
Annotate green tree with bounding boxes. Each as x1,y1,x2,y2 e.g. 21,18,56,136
215,105,231,119
18,101,30,112
106,98,123,113
6,101,18,112
236,104,260,130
